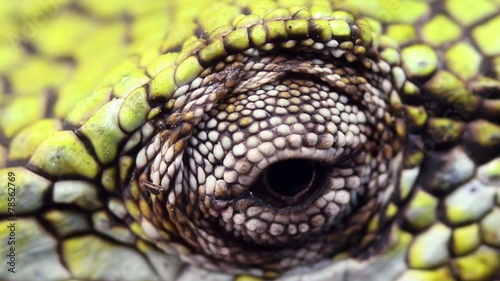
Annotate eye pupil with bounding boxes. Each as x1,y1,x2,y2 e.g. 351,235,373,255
265,159,314,197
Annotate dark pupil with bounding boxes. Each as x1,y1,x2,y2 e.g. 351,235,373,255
265,159,314,197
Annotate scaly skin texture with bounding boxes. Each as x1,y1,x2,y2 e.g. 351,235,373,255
1,0,500,280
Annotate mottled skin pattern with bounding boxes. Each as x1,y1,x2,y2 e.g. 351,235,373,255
1,0,500,281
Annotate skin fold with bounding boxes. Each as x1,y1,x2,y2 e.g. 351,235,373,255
0,0,499,280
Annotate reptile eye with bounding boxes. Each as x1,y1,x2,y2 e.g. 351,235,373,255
132,9,405,276
249,159,321,207
264,158,313,197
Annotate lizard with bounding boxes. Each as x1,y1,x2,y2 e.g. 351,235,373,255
0,0,499,280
